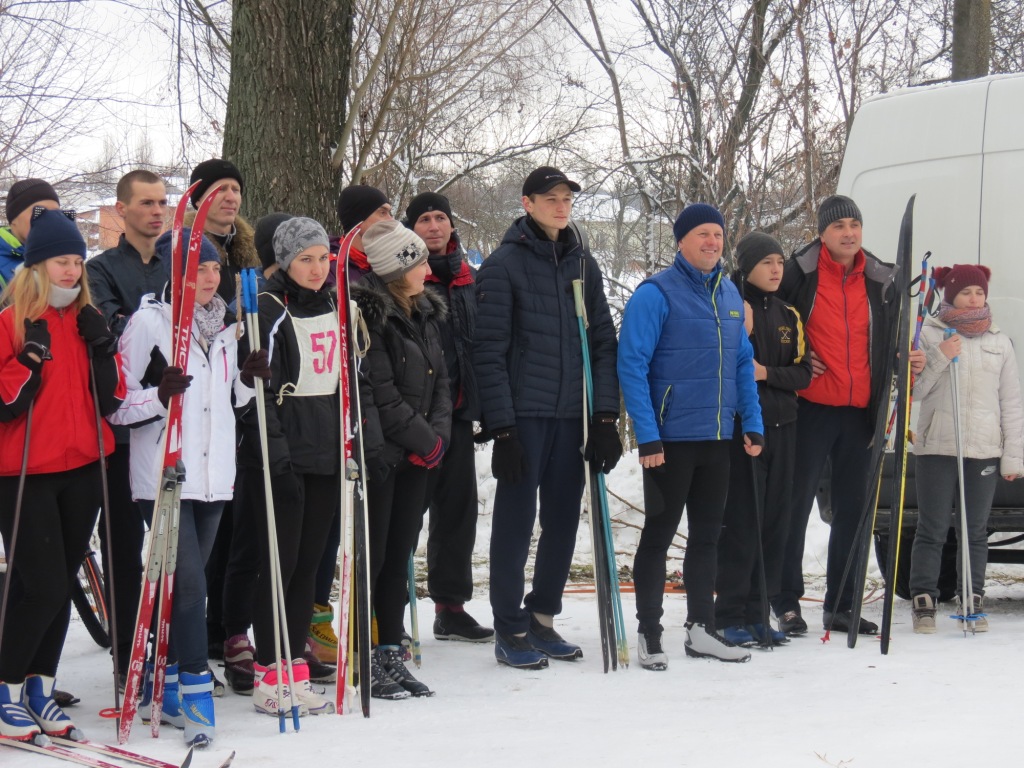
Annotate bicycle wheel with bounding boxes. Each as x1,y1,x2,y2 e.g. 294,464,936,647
72,550,111,648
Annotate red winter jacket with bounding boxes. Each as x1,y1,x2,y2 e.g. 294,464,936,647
0,304,124,475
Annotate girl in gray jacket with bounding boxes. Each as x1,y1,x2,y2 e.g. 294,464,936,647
909,264,1023,633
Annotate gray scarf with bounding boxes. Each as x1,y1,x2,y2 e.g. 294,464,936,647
193,294,227,344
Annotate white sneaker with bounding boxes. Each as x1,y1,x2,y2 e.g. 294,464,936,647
684,622,751,663
911,594,937,634
253,662,307,717
957,594,989,633
638,631,668,671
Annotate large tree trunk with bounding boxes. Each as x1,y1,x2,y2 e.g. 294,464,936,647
951,0,991,81
223,0,352,229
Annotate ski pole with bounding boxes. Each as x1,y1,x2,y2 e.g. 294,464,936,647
944,327,975,633
241,269,300,731
407,554,421,668
88,347,122,731
0,401,33,658
749,455,773,650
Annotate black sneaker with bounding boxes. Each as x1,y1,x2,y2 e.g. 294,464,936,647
379,646,433,697
778,611,808,636
433,607,495,643
302,653,337,684
823,611,878,635
369,650,409,700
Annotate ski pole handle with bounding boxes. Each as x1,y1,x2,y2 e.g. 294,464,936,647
944,327,959,363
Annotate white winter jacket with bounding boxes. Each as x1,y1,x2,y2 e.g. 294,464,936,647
108,294,254,502
913,313,1024,477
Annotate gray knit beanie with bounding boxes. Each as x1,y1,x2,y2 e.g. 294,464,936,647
273,217,330,271
362,220,428,283
817,195,862,234
734,232,784,275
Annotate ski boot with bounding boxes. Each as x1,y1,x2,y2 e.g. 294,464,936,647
527,615,582,661
223,634,255,695
179,670,215,748
0,682,42,742
23,675,82,740
139,664,185,729
638,629,668,671
379,645,433,697
684,622,751,663
308,603,338,664
253,662,307,717
433,604,495,642
288,659,335,715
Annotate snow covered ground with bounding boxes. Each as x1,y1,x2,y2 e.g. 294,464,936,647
7,449,1024,767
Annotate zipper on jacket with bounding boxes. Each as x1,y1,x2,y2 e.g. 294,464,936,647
842,271,854,405
658,385,673,426
708,272,723,440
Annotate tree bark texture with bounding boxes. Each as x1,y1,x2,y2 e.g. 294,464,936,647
952,0,991,81
223,0,352,229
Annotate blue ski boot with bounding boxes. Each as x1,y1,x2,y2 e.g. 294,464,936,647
527,615,582,661
746,623,789,646
140,663,185,729
720,625,757,647
23,675,82,740
0,682,42,742
179,670,215,748
495,632,548,670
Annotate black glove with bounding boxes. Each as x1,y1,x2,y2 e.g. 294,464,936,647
583,413,623,474
745,432,765,449
491,427,528,484
473,426,493,445
367,456,391,484
77,304,117,357
157,366,192,407
240,349,271,387
18,319,52,371
141,347,169,388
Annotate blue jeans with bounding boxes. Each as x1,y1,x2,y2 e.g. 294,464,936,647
140,498,225,674
489,417,585,636
910,454,998,599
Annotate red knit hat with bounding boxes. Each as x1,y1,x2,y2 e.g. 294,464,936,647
934,264,991,305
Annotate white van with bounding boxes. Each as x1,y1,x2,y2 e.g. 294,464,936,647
836,73,1024,594
837,72,1024,378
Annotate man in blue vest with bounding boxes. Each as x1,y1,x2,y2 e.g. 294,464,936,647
618,203,764,669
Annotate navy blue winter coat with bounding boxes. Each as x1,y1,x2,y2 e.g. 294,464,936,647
473,217,618,431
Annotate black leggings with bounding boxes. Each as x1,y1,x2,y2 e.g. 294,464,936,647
633,441,731,631
0,462,101,682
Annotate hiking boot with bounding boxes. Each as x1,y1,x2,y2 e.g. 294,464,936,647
746,623,789,646
823,610,878,635
288,659,335,715
308,603,339,664
370,650,410,700
911,594,937,634
252,662,307,717
379,646,434,697
527,615,582,661
0,682,41,742
778,611,807,636
684,622,751,663
23,675,82,740
223,634,255,695
720,625,757,648
495,632,549,670
956,594,989,633
433,605,495,642
637,630,668,671
179,670,215,748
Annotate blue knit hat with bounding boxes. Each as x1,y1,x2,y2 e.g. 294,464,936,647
22,209,86,267
673,203,726,242
155,228,222,272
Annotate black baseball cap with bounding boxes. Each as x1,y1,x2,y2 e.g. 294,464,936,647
522,166,582,197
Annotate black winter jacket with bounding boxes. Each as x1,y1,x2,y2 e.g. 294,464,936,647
736,277,813,427
237,270,339,476
86,236,169,338
424,232,479,422
473,217,618,430
779,240,898,429
352,274,452,468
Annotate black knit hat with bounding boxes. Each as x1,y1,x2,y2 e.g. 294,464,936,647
189,159,244,209
673,203,725,242
6,178,60,223
336,185,390,233
254,212,295,270
405,192,453,228
734,232,784,275
817,195,862,234
23,209,85,267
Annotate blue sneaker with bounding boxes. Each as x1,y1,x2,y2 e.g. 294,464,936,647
23,675,81,740
495,632,549,670
746,623,789,646
720,625,757,647
527,616,583,661
179,670,215,748
140,663,185,729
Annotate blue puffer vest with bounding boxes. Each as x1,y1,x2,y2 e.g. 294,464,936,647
644,255,749,441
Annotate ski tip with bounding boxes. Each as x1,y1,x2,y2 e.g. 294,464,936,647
180,746,194,768
216,750,236,768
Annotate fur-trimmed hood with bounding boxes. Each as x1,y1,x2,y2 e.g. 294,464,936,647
352,272,447,333
183,210,260,270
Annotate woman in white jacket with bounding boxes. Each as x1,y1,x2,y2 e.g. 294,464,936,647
909,264,1023,634
108,229,265,747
